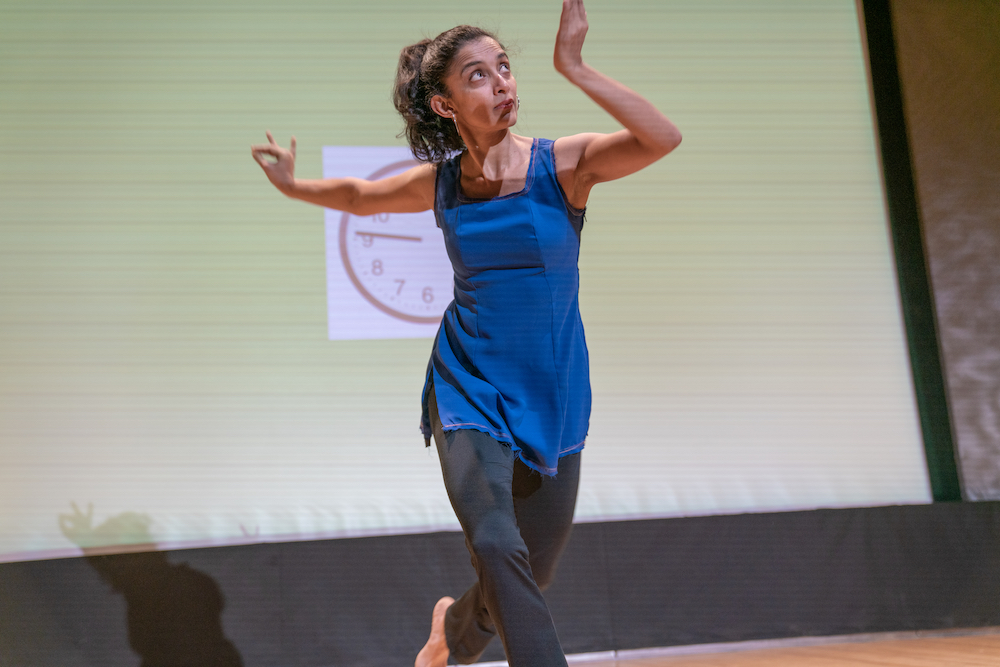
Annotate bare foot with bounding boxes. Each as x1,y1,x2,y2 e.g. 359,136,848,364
415,596,454,667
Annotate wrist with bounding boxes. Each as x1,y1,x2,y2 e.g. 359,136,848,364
558,60,590,84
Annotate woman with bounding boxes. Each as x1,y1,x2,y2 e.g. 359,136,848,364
252,1,680,665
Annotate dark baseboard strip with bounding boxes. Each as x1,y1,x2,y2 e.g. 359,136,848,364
2,502,999,666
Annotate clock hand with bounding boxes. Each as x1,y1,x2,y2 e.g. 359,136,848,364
355,231,422,242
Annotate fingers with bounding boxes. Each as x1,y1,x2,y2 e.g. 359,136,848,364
251,149,271,168
252,132,295,171
251,143,275,164
250,143,278,155
557,0,587,39
252,133,293,158
561,0,584,19
560,0,587,27
555,0,588,75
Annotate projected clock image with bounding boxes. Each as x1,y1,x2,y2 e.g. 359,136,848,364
338,160,453,324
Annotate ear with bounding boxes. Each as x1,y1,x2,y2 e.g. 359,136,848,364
429,94,456,120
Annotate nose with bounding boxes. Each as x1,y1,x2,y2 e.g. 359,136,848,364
491,72,507,95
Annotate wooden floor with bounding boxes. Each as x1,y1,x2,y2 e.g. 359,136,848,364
575,633,1000,667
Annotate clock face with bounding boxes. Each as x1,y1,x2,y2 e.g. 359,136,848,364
338,160,453,324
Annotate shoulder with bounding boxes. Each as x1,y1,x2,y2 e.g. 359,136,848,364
385,160,438,188
411,161,439,180
397,160,439,209
550,134,604,210
551,133,605,189
399,160,438,199
351,160,438,215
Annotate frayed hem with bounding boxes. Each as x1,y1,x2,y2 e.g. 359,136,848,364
523,441,586,477
559,439,586,457
435,425,585,478
516,454,559,477
439,421,513,446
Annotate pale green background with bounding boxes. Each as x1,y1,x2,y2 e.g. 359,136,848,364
0,0,929,561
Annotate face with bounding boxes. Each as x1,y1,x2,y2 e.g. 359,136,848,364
434,37,517,131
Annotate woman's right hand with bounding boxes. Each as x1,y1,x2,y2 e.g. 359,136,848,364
251,131,297,194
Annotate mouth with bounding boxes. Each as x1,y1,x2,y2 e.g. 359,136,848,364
495,99,514,112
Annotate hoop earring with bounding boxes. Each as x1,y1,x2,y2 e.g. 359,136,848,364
516,96,520,109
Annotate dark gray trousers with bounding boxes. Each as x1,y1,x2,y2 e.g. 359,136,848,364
428,388,580,667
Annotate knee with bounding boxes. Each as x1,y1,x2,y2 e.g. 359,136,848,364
528,546,562,591
532,567,556,592
467,518,525,567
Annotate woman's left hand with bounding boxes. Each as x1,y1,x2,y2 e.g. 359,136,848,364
554,0,588,77
549,0,681,207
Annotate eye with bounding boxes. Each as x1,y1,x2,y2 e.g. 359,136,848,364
500,62,510,73
470,70,484,81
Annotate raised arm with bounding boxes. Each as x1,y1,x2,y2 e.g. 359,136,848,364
552,0,682,209
251,132,436,215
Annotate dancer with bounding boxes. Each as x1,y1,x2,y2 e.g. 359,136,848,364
252,1,680,665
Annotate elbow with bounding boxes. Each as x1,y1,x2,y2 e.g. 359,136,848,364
641,124,681,162
341,181,366,215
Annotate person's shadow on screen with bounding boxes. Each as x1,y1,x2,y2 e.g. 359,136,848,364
59,504,244,667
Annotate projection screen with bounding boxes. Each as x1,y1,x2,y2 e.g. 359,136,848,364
0,0,931,563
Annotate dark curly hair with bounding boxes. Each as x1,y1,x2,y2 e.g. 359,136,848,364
393,25,502,164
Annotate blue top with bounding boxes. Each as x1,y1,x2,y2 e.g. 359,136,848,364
420,138,591,475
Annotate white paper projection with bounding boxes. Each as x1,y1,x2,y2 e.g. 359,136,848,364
323,146,452,340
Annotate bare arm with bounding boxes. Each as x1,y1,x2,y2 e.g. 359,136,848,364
250,132,435,215
552,0,682,208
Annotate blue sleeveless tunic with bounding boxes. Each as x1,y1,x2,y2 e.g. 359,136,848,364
420,138,591,476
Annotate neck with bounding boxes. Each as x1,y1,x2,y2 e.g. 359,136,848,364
460,128,525,182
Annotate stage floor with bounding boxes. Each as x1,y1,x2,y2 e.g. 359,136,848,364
547,629,1000,667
